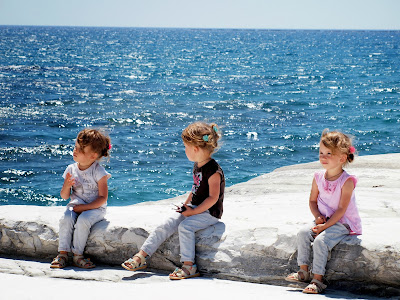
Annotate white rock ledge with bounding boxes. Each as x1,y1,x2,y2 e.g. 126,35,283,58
1,153,400,293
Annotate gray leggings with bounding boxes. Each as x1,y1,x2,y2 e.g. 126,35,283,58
141,210,219,263
58,206,106,255
297,222,350,276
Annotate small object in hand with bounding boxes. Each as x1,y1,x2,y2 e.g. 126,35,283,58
174,204,187,213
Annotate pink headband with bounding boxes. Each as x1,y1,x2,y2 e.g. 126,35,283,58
349,146,355,154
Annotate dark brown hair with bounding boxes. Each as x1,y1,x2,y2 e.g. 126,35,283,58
77,128,111,159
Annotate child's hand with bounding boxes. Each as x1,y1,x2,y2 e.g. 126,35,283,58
72,204,86,213
174,204,186,213
64,172,76,188
312,224,326,236
315,215,327,225
181,205,194,217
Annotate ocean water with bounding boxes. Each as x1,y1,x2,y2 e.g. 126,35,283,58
0,26,399,207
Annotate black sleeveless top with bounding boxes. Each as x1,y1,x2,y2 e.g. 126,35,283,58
191,159,225,219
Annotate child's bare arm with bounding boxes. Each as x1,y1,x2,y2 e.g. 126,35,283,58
60,172,75,200
184,192,193,205
309,178,326,224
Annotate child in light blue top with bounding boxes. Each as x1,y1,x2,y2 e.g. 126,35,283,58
50,128,111,269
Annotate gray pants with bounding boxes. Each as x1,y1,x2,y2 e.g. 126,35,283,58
297,222,350,276
141,210,219,263
58,206,106,255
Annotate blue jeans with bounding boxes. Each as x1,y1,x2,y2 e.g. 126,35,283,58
297,222,350,276
141,210,219,263
58,206,106,255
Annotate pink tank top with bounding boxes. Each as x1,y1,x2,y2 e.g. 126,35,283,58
315,170,362,235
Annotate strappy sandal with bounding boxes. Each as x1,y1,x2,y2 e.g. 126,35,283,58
121,253,147,271
285,268,311,283
50,253,68,269
169,264,200,280
73,255,96,269
303,279,327,294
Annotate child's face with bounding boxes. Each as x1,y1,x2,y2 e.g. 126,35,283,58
319,142,346,170
73,142,98,166
184,142,197,162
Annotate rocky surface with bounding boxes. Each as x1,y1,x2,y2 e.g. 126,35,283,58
3,258,390,300
1,153,400,294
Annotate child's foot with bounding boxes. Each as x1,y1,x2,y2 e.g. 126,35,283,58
169,264,200,280
50,253,68,269
73,255,96,269
285,268,311,283
303,279,327,294
121,253,147,271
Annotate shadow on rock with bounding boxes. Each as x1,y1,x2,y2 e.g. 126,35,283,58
121,271,157,281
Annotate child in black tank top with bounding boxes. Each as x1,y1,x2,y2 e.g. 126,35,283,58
121,122,225,280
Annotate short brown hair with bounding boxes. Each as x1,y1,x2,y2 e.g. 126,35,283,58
77,128,111,159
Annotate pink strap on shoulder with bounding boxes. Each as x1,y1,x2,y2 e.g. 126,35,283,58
344,175,357,188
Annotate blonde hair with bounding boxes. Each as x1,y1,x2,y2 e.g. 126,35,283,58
77,128,111,159
181,122,221,154
320,129,355,165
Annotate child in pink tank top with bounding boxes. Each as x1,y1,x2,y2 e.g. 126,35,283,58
285,129,362,294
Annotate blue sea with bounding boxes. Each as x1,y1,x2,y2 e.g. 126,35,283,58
1,26,399,207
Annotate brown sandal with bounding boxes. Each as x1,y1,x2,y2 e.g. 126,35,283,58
73,255,96,269
285,269,311,283
50,253,68,269
121,253,147,271
169,264,200,280
303,279,327,294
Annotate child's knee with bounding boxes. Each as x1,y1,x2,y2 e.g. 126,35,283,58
313,236,329,253
297,226,312,240
74,216,92,231
178,221,194,234
59,214,75,227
